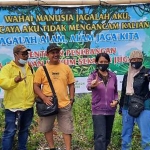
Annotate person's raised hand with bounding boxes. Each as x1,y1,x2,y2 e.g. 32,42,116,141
91,74,103,88
14,71,26,83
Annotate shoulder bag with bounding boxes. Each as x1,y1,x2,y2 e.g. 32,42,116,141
128,94,145,118
36,66,58,117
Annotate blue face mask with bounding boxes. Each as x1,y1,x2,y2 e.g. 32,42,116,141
18,59,27,65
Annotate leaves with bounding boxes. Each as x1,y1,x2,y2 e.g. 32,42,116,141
0,96,143,149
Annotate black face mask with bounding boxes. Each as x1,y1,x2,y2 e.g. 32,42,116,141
97,64,109,72
131,62,142,69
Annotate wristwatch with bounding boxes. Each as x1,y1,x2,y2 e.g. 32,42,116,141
70,98,75,103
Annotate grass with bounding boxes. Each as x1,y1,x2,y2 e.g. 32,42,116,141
0,94,142,150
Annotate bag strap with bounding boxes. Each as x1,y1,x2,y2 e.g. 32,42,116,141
43,66,56,96
29,65,33,74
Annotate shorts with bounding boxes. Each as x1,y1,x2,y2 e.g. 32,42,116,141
39,104,74,134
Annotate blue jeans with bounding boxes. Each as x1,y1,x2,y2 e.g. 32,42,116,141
121,109,150,150
2,108,33,150
92,115,115,150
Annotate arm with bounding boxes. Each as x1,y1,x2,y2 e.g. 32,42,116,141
34,83,53,106
68,83,75,104
110,74,119,107
86,71,101,90
119,74,127,108
114,75,118,101
86,73,95,90
34,83,44,99
34,67,53,106
118,74,127,114
67,66,75,104
0,65,18,90
146,69,150,82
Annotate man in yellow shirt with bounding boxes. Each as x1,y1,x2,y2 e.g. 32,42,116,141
34,43,75,150
0,44,35,150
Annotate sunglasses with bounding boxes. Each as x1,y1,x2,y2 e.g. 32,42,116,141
16,52,29,57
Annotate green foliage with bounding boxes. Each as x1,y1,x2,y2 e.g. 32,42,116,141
72,94,94,149
0,109,4,149
0,94,144,149
108,112,122,150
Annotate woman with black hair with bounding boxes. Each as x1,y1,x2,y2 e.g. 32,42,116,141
86,53,119,150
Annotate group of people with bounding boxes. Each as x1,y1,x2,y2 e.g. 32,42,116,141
0,44,75,150
87,51,150,150
0,43,150,150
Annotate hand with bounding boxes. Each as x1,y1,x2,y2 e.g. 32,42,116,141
42,96,53,106
144,71,150,81
91,74,103,88
70,98,75,106
110,100,118,107
14,71,26,83
70,100,74,106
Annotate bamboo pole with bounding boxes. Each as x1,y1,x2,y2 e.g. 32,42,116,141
104,0,150,4
0,0,149,6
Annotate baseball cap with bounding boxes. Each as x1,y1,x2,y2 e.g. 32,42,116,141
13,44,31,53
47,43,61,53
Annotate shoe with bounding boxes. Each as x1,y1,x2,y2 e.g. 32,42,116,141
50,148,61,150
44,148,50,150
44,148,61,150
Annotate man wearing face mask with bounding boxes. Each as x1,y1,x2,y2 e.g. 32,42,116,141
119,50,150,150
86,53,118,150
0,44,35,150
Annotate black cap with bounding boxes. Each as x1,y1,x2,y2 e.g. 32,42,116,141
47,43,61,53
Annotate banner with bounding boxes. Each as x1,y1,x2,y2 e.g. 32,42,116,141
0,4,150,96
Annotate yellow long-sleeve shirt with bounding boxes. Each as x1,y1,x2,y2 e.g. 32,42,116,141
0,61,35,109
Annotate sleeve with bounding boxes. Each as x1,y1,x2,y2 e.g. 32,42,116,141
146,68,150,82
0,65,17,90
33,66,43,84
114,75,118,100
86,73,94,91
119,74,127,107
67,66,75,84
